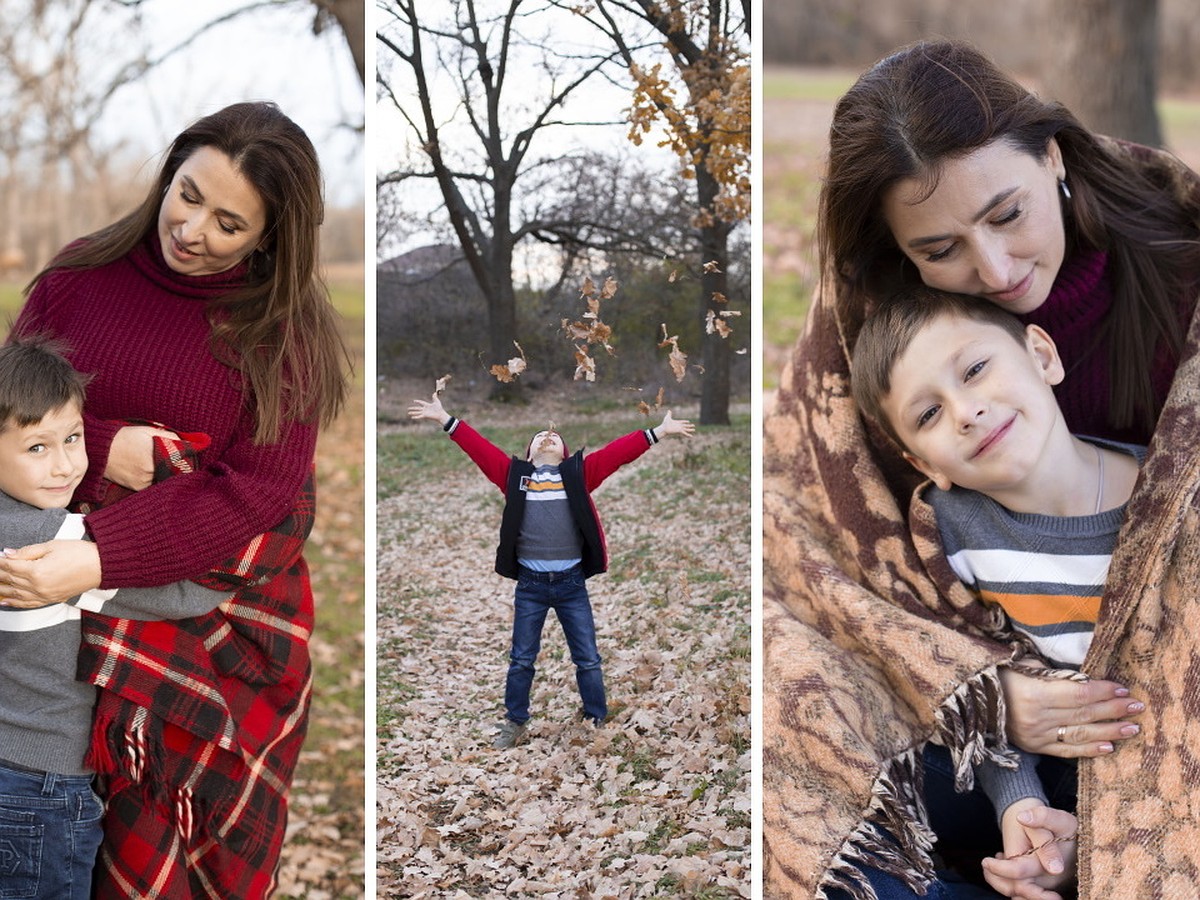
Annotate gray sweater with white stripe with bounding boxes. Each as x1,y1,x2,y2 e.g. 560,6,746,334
0,492,228,776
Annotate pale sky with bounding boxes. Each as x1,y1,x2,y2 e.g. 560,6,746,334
92,0,364,207
375,3,680,258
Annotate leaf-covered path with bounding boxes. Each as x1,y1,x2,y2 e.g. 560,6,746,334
376,402,750,897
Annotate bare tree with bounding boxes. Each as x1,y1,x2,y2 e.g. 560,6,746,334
1045,0,1162,146
376,0,627,399
0,0,365,273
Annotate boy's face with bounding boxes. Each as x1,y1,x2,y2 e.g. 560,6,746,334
528,430,565,465
0,402,86,509
879,315,1065,495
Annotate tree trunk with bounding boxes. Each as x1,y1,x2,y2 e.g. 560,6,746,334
315,0,366,84
1044,0,1162,146
696,163,731,426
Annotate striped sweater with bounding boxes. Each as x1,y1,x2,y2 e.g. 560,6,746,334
927,438,1144,669
925,438,1144,820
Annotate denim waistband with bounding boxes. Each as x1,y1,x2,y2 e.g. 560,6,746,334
517,563,583,582
0,758,94,788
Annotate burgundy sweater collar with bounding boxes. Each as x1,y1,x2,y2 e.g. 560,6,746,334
127,232,250,300
1022,248,1110,333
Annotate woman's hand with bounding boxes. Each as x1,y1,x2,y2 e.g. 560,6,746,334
106,424,180,491
1001,665,1145,758
0,541,102,607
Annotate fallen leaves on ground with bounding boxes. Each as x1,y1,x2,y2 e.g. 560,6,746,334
274,318,366,899
376,407,750,898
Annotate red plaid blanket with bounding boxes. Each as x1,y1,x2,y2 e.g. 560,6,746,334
76,425,315,899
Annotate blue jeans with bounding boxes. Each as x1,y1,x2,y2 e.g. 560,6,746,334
0,761,103,900
506,565,606,724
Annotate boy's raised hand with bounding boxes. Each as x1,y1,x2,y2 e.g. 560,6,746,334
657,409,695,438
982,800,1078,899
407,392,451,426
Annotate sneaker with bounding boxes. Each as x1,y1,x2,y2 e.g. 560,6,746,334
493,719,527,749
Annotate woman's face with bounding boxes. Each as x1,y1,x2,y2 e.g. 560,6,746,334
157,146,268,277
881,138,1067,315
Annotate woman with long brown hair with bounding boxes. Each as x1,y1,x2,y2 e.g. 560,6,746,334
0,101,348,898
765,40,1200,898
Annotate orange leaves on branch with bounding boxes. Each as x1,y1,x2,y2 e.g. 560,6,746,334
659,324,688,383
626,30,750,227
489,342,527,383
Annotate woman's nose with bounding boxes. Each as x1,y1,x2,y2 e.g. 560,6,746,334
975,243,1012,291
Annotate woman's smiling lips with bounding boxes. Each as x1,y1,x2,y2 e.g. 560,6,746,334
169,235,200,262
971,415,1016,459
987,270,1033,305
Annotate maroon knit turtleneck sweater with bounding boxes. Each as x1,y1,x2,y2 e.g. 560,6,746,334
14,234,317,589
1021,248,1178,446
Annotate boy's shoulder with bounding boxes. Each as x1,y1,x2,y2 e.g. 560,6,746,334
1081,435,1147,464
0,491,71,542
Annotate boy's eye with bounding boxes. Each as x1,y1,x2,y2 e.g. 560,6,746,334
27,443,45,454
65,433,81,444
916,406,939,428
965,360,987,381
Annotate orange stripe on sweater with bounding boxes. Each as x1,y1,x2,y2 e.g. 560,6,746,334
981,590,1101,627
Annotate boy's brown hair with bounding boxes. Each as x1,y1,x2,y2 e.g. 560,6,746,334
851,286,1029,448
0,336,89,431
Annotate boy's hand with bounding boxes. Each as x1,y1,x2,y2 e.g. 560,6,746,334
657,410,695,438
407,392,450,427
982,800,1078,899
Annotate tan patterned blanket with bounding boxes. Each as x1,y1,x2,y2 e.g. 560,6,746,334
763,146,1200,899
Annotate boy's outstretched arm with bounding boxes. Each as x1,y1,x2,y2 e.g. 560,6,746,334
407,391,511,490
407,392,451,427
654,409,696,440
982,800,1078,900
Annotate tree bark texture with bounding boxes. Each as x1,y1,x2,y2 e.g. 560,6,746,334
1044,0,1162,147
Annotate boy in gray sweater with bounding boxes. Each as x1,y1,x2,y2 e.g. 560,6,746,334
850,286,1142,899
0,338,230,899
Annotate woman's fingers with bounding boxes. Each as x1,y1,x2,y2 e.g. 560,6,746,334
1002,668,1145,756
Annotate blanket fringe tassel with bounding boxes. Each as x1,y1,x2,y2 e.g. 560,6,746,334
816,665,1017,900
85,706,205,844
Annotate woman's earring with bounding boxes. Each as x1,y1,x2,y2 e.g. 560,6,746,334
1059,179,1072,201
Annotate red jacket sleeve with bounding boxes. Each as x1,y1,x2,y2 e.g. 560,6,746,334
447,419,512,493
583,430,654,491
